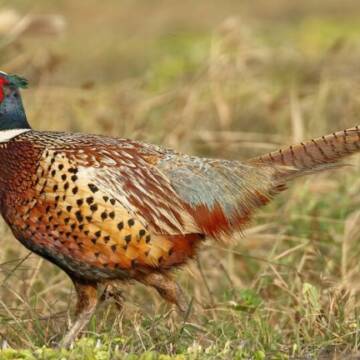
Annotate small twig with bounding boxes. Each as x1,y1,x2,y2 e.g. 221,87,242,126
219,262,236,289
1,253,32,286
206,244,304,279
0,257,31,267
196,257,215,307
178,297,194,336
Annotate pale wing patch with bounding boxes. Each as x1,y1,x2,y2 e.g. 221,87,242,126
85,165,200,235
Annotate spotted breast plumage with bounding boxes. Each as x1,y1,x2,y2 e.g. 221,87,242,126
0,71,359,347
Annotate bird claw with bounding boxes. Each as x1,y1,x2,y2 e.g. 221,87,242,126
101,283,124,310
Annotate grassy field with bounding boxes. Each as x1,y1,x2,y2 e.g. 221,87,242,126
2,1,360,358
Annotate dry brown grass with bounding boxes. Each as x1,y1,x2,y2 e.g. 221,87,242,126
2,1,360,358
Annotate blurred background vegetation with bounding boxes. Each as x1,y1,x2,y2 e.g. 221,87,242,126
2,0,360,358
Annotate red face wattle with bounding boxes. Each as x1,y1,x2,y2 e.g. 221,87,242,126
0,72,29,130
0,76,10,103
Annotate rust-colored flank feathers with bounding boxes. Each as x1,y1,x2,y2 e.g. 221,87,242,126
0,71,359,347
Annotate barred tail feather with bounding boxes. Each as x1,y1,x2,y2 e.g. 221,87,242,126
157,125,360,244
248,126,360,179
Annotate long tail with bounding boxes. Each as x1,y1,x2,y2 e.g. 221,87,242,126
248,125,360,180
158,126,360,244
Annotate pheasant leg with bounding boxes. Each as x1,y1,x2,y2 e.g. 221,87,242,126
139,273,188,313
60,280,98,348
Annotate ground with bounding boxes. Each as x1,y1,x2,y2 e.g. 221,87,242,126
1,0,360,359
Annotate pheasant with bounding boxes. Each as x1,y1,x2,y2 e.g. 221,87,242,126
0,70,359,347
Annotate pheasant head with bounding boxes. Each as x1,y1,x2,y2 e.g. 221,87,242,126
0,71,30,134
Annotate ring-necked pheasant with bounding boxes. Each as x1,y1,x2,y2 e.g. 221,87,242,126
0,70,359,346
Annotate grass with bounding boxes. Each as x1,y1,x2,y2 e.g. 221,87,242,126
2,1,360,358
